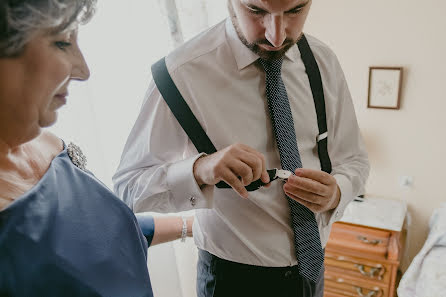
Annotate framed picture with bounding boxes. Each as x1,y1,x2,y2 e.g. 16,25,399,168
367,66,403,109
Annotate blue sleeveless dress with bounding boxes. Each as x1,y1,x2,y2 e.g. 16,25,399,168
0,145,154,297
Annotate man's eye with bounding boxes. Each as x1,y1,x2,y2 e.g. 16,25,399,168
248,7,266,15
287,8,303,14
55,41,72,50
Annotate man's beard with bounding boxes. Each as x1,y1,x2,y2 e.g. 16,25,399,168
228,1,301,61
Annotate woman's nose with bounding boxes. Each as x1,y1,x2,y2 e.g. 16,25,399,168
70,46,90,81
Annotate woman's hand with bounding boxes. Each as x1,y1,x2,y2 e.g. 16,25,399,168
151,215,195,245
185,216,194,237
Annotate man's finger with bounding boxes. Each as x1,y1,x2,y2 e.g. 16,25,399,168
254,151,269,184
235,145,269,184
287,175,329,197
285,191,323,212
260,171,270,184
236,148,269,185
295,168,333,185
239,153,262,183
229,160,254,186
222,169,249,199
283,185,325,205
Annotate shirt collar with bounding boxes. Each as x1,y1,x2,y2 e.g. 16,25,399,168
225,18,298,71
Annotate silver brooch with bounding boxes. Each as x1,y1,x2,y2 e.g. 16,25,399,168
67,142,87,171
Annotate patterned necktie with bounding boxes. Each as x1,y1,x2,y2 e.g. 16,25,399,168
259,58,324,283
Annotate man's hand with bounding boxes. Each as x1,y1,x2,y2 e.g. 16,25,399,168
193,143,270,198
283,168,340,213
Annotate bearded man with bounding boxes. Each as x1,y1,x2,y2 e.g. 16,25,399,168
114,1,370,296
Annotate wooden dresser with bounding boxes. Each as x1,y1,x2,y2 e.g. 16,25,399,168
324,197,407,297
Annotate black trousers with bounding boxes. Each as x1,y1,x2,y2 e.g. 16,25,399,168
196,249,325,297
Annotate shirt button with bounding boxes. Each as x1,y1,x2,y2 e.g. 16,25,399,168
190,196,196,207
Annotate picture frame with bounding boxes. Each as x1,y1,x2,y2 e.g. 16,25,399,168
367,66,403,109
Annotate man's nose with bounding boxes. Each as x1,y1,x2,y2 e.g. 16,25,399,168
265,14,286,48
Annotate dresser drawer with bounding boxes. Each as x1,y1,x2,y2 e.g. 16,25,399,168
327,223,391,259
325,252,390,283
325,271,388,297
324,291,350,297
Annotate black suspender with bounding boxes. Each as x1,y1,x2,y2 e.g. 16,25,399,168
150,58,217,155
298,35,332,173
151,33,332,191
151,59,235,190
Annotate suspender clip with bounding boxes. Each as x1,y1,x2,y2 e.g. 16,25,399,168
273,169,293,181
317,132,328,142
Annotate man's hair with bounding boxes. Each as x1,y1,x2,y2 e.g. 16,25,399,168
0,0,97,57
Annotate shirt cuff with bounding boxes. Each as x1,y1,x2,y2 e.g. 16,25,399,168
321,174,353,227
166,153,214,211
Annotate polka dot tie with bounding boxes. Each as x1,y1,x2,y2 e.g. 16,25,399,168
259,58,323,283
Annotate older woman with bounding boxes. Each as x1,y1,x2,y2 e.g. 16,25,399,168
0,1,192,296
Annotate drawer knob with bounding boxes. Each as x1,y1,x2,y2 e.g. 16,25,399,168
354,264,383,278
357,235,382,245
354,286,380,297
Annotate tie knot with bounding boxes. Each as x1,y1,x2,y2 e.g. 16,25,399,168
259,58,283,74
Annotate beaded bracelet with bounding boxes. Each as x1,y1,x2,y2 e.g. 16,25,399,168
181,217,187,242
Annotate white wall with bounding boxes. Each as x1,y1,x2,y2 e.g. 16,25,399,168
305,0,446,270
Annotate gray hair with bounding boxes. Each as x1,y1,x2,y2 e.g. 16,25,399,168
0,0,97,57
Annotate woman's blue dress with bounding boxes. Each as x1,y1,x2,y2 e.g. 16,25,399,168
0,145,154,297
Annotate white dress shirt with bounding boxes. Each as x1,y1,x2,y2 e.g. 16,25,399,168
113,18,369,267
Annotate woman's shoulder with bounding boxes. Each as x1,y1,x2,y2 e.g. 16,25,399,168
36,131,63,155
0,132,63,209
